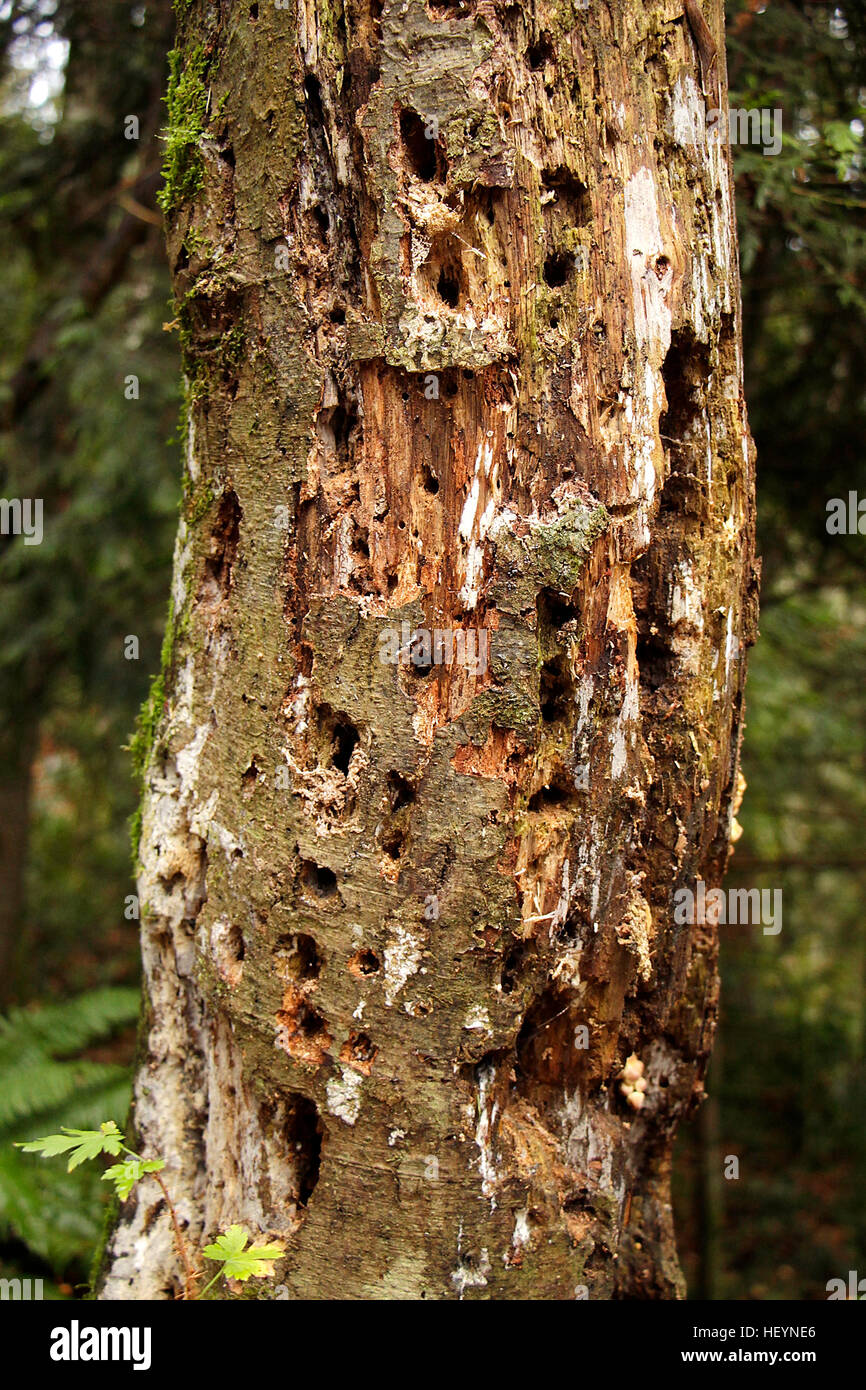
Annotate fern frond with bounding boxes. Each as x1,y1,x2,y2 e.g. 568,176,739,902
0,1061,125,1131
0,987,139,1062
0,987,139,1278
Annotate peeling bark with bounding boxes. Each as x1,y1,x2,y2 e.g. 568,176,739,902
100,0,757,1300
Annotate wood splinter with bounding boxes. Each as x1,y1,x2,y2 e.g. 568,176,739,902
683,0,720,109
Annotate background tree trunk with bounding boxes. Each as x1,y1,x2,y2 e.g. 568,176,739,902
0,725,36,1006
100,0,757,1299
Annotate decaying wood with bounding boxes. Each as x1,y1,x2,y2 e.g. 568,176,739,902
100,0,757,1299
683,0,720,108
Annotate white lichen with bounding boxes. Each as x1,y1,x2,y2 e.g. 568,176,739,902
326,1067,363,1125
383,925,424,1005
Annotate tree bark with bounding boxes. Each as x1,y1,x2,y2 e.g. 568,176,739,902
100,0,757,1299
0,724,36,1006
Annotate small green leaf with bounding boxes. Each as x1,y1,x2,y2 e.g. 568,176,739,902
202,1224,285,1281
16,1120,125,1172
17,1133,82,1158
102,1158,165,1201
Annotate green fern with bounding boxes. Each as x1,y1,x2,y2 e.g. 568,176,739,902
0,987,138,1277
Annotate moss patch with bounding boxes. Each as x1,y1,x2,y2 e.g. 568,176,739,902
127,591,189,867
158,45,210,216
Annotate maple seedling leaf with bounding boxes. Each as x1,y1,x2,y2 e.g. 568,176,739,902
102,1157,166,1201
202,1225,285,1281
17,1120,125,1171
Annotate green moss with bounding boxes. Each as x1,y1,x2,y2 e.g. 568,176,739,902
186,478,217,525
174,264,247,402
128,669,166,868
128,803,144,869
314,0,347,71
182,227,215,261
130,671,166,784
445,110,503,184
127,591,189,867
158,44,210,216
86,1185,122,1298
532,504,609,587
591,1187,620,1225
491,503,609,614
219,321,246,371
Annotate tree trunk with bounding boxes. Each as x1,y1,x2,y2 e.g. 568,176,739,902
0,725,36,1006
100,0,757,1299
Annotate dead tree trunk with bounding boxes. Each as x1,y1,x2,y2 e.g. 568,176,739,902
100,0,757,1299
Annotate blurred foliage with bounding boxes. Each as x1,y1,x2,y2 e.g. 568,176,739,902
728,0,866,581
0,0,863,1299
676,591,866,1298
0,0,177,1287
0,987,137,1292
0,0,179,1002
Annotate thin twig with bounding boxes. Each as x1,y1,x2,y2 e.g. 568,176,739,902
153,1172,198,1300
